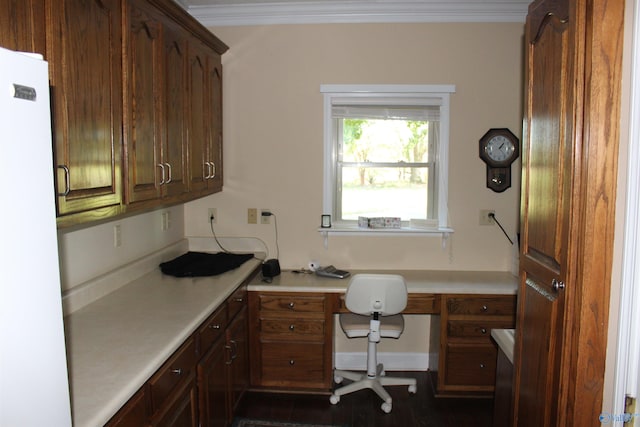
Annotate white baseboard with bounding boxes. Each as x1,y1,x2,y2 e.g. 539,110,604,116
334,352,437,371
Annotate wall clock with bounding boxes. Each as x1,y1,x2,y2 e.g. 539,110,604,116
479,128,519,192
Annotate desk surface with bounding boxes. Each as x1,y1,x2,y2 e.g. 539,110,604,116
248,270,518,295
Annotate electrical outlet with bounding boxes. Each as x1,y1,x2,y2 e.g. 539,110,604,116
113,224,122,247
161,211,171,231
261,209,271,224
208,208,217,224
248,208,257,224
479,209,495,226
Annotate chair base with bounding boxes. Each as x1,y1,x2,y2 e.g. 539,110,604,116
329,364,417,413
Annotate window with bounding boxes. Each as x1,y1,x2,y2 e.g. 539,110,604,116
321,85,455,233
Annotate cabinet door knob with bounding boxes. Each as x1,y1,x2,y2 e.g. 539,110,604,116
289,324,295,331
289,360,295,365
57,165,70,196
164,162,172,183
481,305,488,312
479,364,485,369
552,278,566,291
480,328,487,334
288,302,295,309
157,163,166,185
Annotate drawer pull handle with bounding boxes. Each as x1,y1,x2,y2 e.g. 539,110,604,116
481,305,488,311
288,302,295,309
209,324,221,330
289,324,295,331
171,368,182,375
289,360,295,365
234,297,244,302
480,328,487,334
479,363,485,369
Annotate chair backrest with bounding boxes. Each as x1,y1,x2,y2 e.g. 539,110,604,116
344,274,407,316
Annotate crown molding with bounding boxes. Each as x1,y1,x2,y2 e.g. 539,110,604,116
187,1,529,27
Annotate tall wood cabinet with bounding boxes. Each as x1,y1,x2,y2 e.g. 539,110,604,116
0,0,45,53
514,0,623,425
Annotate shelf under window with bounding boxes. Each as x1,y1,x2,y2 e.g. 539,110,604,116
317,225,454,249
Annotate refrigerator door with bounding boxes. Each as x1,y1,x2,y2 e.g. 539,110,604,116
0,47,72,426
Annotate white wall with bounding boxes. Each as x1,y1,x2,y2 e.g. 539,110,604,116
184,23,525,272
57,206,184,292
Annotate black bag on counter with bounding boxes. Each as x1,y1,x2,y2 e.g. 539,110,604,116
159,251,254,277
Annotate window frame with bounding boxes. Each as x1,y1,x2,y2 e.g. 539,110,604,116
320,84,455,235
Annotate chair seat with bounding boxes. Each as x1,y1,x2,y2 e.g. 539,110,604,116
340,313,404,339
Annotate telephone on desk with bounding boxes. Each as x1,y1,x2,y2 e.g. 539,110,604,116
315,265,350,279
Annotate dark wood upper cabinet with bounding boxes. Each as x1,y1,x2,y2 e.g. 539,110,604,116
47,0,124,221
4,0,228,227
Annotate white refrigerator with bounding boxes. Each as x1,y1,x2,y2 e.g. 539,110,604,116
0,47,72,426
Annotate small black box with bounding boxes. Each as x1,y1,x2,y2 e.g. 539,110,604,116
262,259,281,278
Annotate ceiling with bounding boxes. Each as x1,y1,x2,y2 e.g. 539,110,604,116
175,0,530,27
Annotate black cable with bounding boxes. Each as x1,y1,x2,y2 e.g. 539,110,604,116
488,212,514,245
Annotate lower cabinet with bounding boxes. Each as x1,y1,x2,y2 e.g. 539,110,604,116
105,280,253,427
436,294,516,396
248,292,333,390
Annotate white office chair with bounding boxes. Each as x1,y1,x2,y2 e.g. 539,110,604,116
329,274,417,413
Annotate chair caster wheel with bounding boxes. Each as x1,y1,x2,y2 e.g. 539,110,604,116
329,394,340,405
408,384,417,394
381,402,392,413
334,375,343,384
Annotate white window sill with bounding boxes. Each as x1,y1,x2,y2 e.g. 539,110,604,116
317,225,454,248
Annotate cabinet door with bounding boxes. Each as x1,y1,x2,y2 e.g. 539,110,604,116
105,388,149,427
47,0,123,216
187,40,209,194
162,20,188,198
151,375,198,427
205,54,223,193
123,0,163,204
198,337,228,427
0,0,45,54
188,39,223,196
226,306,249,417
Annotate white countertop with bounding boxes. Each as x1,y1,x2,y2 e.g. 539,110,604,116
66,264,517,427
249,269,518,295
491,329,516,364
64,258,262,427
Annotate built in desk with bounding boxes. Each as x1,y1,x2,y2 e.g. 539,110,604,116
247,270,518,397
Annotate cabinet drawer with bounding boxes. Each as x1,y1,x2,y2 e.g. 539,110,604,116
261,342,325,384
447,295,516,316
149,337,197,413
259,294,325,315
228,287,247,320
405,294,440,314
444,343,497,386
447,319,515,338
198,305,227,355
261,318,324,340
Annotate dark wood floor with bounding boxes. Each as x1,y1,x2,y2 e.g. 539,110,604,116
235,372,494,427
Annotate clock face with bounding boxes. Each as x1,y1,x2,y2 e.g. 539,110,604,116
485,135,515,162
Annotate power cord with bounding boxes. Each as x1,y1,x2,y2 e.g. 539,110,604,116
261,211,280,260
488,212,514,245
208,214,269,261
